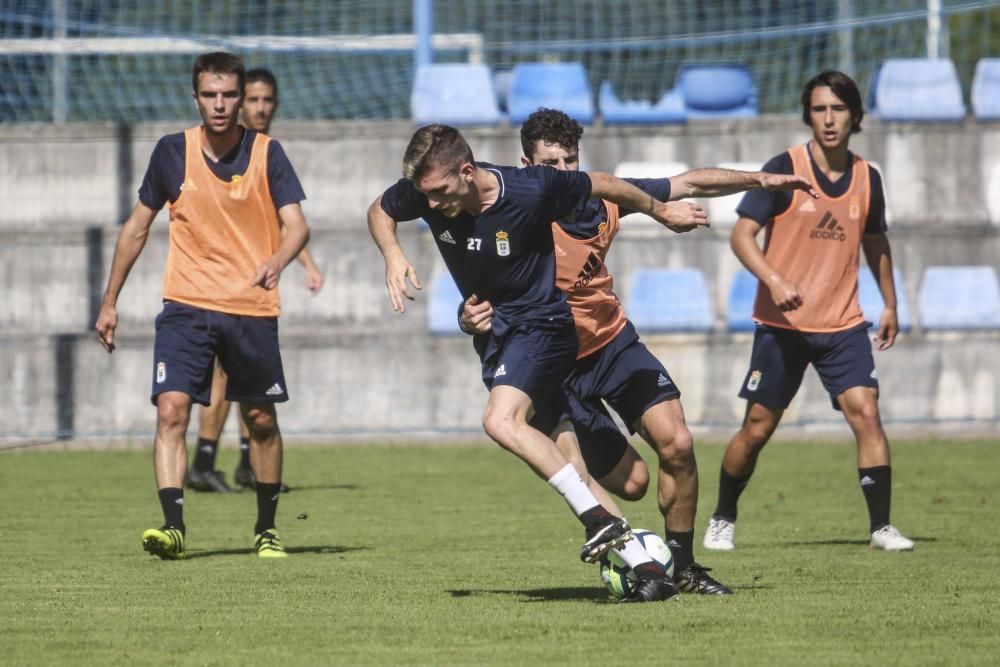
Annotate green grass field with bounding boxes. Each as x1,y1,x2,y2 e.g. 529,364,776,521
2,438,998,666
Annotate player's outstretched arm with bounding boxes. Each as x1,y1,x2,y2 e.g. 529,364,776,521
731,216,803,312
862,232,899,351
251,203,310,290
669,168,819,200
588,171,708,231
367,194,422,313
95,201,158,353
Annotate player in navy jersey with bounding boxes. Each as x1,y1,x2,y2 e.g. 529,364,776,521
188,68,324,494
369,124,709,602
459,108,817,594
96,52,310,559
703,71,913,553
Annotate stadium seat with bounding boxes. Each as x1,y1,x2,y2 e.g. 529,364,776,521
972,58,1000,120
493,69,513,114
598,81,686,124
677,64,758,119
612,161,691,226
706,162,761,227
918,266,1000,330
858,268,912,332
627,268,714,332
986,162,1000,225
508,62,595,124
874,59,966,122
726,269,758,332
410,63,501,126
427,271,465,335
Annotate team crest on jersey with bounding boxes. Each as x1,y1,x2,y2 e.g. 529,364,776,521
231,174,243,184
495,231,510,257
747,370,762,392
156,362,167,384
597,219,608,234
849,196,860,220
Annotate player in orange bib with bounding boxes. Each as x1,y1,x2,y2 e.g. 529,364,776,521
703,71,914,553
188,68,324,494
460,108,817,593
95,52,311,559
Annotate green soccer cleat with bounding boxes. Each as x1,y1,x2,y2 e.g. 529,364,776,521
142,527,186,560
254,530,288,558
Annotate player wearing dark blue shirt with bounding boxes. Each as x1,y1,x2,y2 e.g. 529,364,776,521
458,107,816,595
369,124,708,602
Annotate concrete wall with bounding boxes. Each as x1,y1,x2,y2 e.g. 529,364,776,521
1,119,998,441
3,118,1000,228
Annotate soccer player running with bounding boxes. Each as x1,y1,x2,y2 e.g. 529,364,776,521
368,124,708,602
188,67,324,494
702,70,914,552
95,52,310,559
460,108,817,594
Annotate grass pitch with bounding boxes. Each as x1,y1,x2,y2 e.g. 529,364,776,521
2,438,998,666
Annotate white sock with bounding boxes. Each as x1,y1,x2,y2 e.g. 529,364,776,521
547,464,600,516
614,538,657,570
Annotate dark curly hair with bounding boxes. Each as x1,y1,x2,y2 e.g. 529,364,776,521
520,108,584,158
801,70,864,134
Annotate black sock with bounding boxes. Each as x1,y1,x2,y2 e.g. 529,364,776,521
714,467,752,521
192,437,219,472
238,437,251,470
254,482,282,535
859,465,892,532
158,487,185,533
579,505,613,534
666,530,695,574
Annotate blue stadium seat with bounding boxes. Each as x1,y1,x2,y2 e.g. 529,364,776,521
411,63,500,126
677,64,758,119
598,81,686,124
858,268,912,332
508,62,595,124
874,59,966,122
427,271,465,335
727,269,758,332
918,266,1000,330
972,58,1000,120
627,269,714,333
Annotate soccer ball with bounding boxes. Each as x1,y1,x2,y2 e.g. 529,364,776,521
599,529,674,598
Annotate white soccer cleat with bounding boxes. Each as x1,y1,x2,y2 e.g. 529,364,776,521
870,524,914,551
702,517,736,551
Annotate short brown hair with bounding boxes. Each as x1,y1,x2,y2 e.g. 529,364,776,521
402,124,475,181
801,70,864,134
520,108,583,158
192,52,246,94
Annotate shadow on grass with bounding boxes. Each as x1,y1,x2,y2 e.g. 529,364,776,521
783,536,936,547
448,586,610,603
281,483,362,492
186,545,369,559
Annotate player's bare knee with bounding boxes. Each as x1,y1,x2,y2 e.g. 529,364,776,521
156,398,188,437
619,472,649,502
245,407,279,441
481,409,517,449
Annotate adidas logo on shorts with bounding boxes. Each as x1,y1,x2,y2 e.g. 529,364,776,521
657,374,672,387
265,383,284,396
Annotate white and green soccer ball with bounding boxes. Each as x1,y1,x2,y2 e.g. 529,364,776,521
599,529,675,599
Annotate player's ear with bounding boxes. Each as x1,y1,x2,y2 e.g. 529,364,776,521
520,155,532,167
459,162,475,181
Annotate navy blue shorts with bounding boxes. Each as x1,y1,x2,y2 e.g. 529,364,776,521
564,320,681,434
738,322,878,411
565,391,631,480
480,321,578,422
151,300,288,406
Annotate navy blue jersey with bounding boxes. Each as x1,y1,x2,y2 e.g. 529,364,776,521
558,177,672,238
736,148,886,233
380,163,593,335
138,127,306,211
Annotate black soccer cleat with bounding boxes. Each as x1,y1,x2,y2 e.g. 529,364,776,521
620,576,679,604
185,468,234,493
233,466,290,493
580,516,633,563
674,563,733,595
